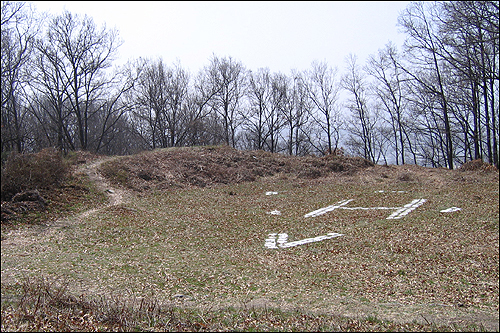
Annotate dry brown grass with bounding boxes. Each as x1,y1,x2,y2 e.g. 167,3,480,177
458,159,499,172
99,145,374,192
1,148,69,201
1,150,107,229
1,146,498,331
1,277,488,332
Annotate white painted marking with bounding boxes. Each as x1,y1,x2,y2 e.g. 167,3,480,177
342,206,400,210
266,194,427,251
265,232,343,249
304,199,353,217
280,233,344,248
440,207,461,213
277,233,288,245
305,198,426,219
386,199,427,219
265,233,278,249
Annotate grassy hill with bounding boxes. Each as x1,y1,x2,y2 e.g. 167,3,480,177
1,146,498,331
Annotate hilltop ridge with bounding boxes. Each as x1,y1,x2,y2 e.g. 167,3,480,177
98,145,375,192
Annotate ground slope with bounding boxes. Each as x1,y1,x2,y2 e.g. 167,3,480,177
1,146,498,331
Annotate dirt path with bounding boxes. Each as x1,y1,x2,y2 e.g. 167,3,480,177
52,157,128,227
1,157,129,248
82,157,126,207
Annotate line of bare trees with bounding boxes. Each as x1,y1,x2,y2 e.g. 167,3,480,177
2,1,498,168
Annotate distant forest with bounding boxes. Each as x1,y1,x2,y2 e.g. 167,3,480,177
1,1,498,169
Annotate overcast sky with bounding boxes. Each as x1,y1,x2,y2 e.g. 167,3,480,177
29,1,411,75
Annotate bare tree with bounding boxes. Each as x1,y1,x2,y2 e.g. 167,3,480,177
131,57,168,149
342,54,376,162
43,11,122,151
164,61,190,147
289,70,312,156
203,55,246,147
273,72,295,154
398,2,455,169
1,1,39,152
27,10,129,155
366,43,416,165
438,1,499,167
91,64,138,154
306,61,343,155
266,72,289,153
395,1,498,168
244,68,272,151
29,34,74,151
180,61,223,146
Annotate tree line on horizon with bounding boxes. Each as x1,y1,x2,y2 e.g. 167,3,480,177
1,1,498,169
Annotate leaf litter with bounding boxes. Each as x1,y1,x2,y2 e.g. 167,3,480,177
1,146,498,331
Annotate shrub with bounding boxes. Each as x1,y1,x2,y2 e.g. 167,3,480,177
459,159,498,172
1,148,69,201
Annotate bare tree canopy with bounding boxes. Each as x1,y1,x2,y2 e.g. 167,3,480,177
1,1,498,169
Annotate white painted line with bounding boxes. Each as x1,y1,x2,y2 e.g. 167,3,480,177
304,199,353,218
265,191,279,195
276,233,288,245
342,206,400,210
386,199,427,219
265,232,344,249
304,198,426,219
267,210,281,215
440,207,461,213
265,233,278,249
280,233,344,248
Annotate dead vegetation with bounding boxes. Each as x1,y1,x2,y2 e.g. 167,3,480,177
1,277,486,332
1,148,69,202
1,146,498,332
99,145,375,192
458,158,499,172
1,150,106,227
1,190,47,223
98,145,499,197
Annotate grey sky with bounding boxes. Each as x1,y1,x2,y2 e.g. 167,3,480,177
30,1,411,74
